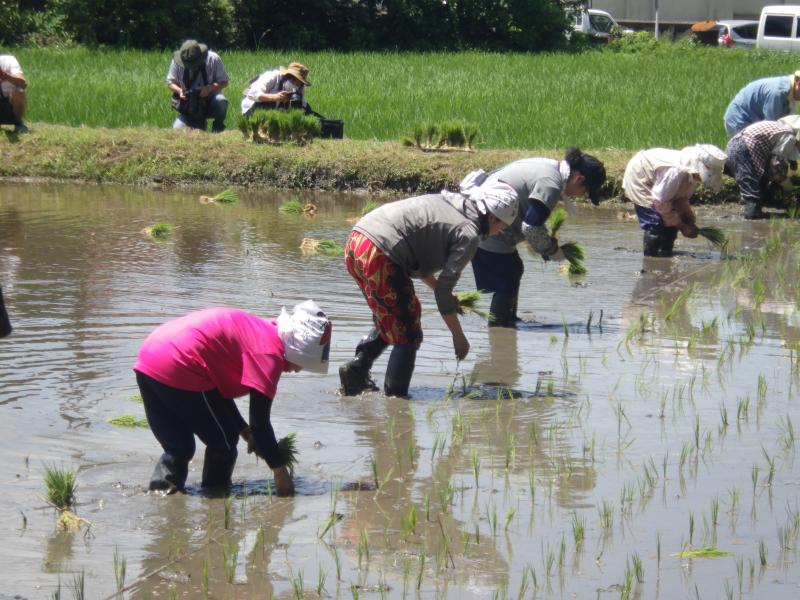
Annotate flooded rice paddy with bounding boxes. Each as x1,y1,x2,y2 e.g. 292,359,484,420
1,182,799,599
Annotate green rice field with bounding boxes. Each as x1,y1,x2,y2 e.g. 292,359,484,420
13,46,800,149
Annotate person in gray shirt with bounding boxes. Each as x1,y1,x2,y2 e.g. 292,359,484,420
468,148,606,327
339,183,518,397
166,40,229,132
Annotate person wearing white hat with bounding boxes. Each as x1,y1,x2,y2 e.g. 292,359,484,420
726,119,800,219
339,188,518,398
623,144,728,255
465,148,607,326
133,301,331,495
241,62,312,116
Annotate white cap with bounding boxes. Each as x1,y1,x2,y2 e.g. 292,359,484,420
470,181,519,225
277,300,332,374
680,144,727,192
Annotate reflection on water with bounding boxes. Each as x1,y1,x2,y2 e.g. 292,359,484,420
2,186,800,598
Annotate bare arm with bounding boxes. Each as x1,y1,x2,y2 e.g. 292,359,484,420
0,69,26,89
441,312,469,360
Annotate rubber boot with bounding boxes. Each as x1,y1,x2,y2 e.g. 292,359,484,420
149,453,189,493
643,231,674,257
488,293,518,328
744,201,764,220
0,286,11,338
201,447,238,488
384,344,417,398
339,329,388,396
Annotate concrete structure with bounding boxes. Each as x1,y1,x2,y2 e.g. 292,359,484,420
588,1,790,22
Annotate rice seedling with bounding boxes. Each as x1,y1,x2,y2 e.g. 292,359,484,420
689,512,695,546
504,506,516,532
69,571,85,600
751,465,760,496
278,432,299,475
546,207,568,235
223,539,239,583
113,547,126,592
106,414,149,428
128,394,143,403
201,557,209,598
571,512,585,547
146,222,172,239
279,199,305,214
761,446,776,486
471,447,480,488
759,539,768,567
416,553,425,590
671,546,733,558
238,108,321,145
361,200,380,215
559,241,588,275
598,499,614,530
43,463,77,510
290,568,304,598
223,495,233,529
299,237,344,256
697,226,729,250
457,290,490,319
200,188,239,204
316,567,327,596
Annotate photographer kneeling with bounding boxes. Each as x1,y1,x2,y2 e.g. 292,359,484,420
167,40,229,132
241,63,312,116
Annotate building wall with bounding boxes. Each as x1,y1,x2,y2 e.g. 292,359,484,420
589,0,782,22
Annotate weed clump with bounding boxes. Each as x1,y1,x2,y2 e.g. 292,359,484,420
107,415,149,428
238,109,321,145
278,433,299,475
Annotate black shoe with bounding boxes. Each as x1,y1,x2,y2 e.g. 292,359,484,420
339,361,379,396
149,453,189,493
643,231,674,257
384,344,417,398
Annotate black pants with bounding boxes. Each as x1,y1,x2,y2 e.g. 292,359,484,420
136,372,247,489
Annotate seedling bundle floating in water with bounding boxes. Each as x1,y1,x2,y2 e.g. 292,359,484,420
546,208,588,275
144,222,172,239
107,414,149,428
199,188,239,205
300,237,343,256
279,199,316,215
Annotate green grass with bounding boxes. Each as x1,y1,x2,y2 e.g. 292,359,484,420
11,46,800,149
43,463,77,510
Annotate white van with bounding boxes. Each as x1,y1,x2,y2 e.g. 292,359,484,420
572,9,627,40
757,5,800,51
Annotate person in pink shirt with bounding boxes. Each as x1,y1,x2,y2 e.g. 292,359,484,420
134,300,331,495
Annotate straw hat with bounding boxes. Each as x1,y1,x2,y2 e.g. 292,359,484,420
280,63,311,86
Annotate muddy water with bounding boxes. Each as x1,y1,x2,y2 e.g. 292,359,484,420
1,183,798,599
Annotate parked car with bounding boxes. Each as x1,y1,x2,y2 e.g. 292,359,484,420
572,8,630,40
757,5,800,51
716,20,758,48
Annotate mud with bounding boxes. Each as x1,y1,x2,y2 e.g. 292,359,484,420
1,183,798,598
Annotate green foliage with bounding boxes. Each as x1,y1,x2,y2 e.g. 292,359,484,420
148,222,172,238
238,110,322,145
43,463,77,510
608,31,662,53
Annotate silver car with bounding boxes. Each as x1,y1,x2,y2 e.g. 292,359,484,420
716,20,758,48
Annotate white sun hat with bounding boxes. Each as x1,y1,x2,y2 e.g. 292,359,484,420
277,300,332,374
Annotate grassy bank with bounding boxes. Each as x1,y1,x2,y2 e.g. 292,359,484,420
0,123,632,193
11,46,800,149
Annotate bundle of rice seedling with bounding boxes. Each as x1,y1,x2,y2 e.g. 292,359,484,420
57,510,90,532
560,241,587,275
143,223,172,239
697,226,728,249
300,238,343,256
44,464,77,510
547,207,568,235
107,415,149,428
361,200,381,215
456,290,490,319
279,199,304,214
211,189,239,204
277,433,299,475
